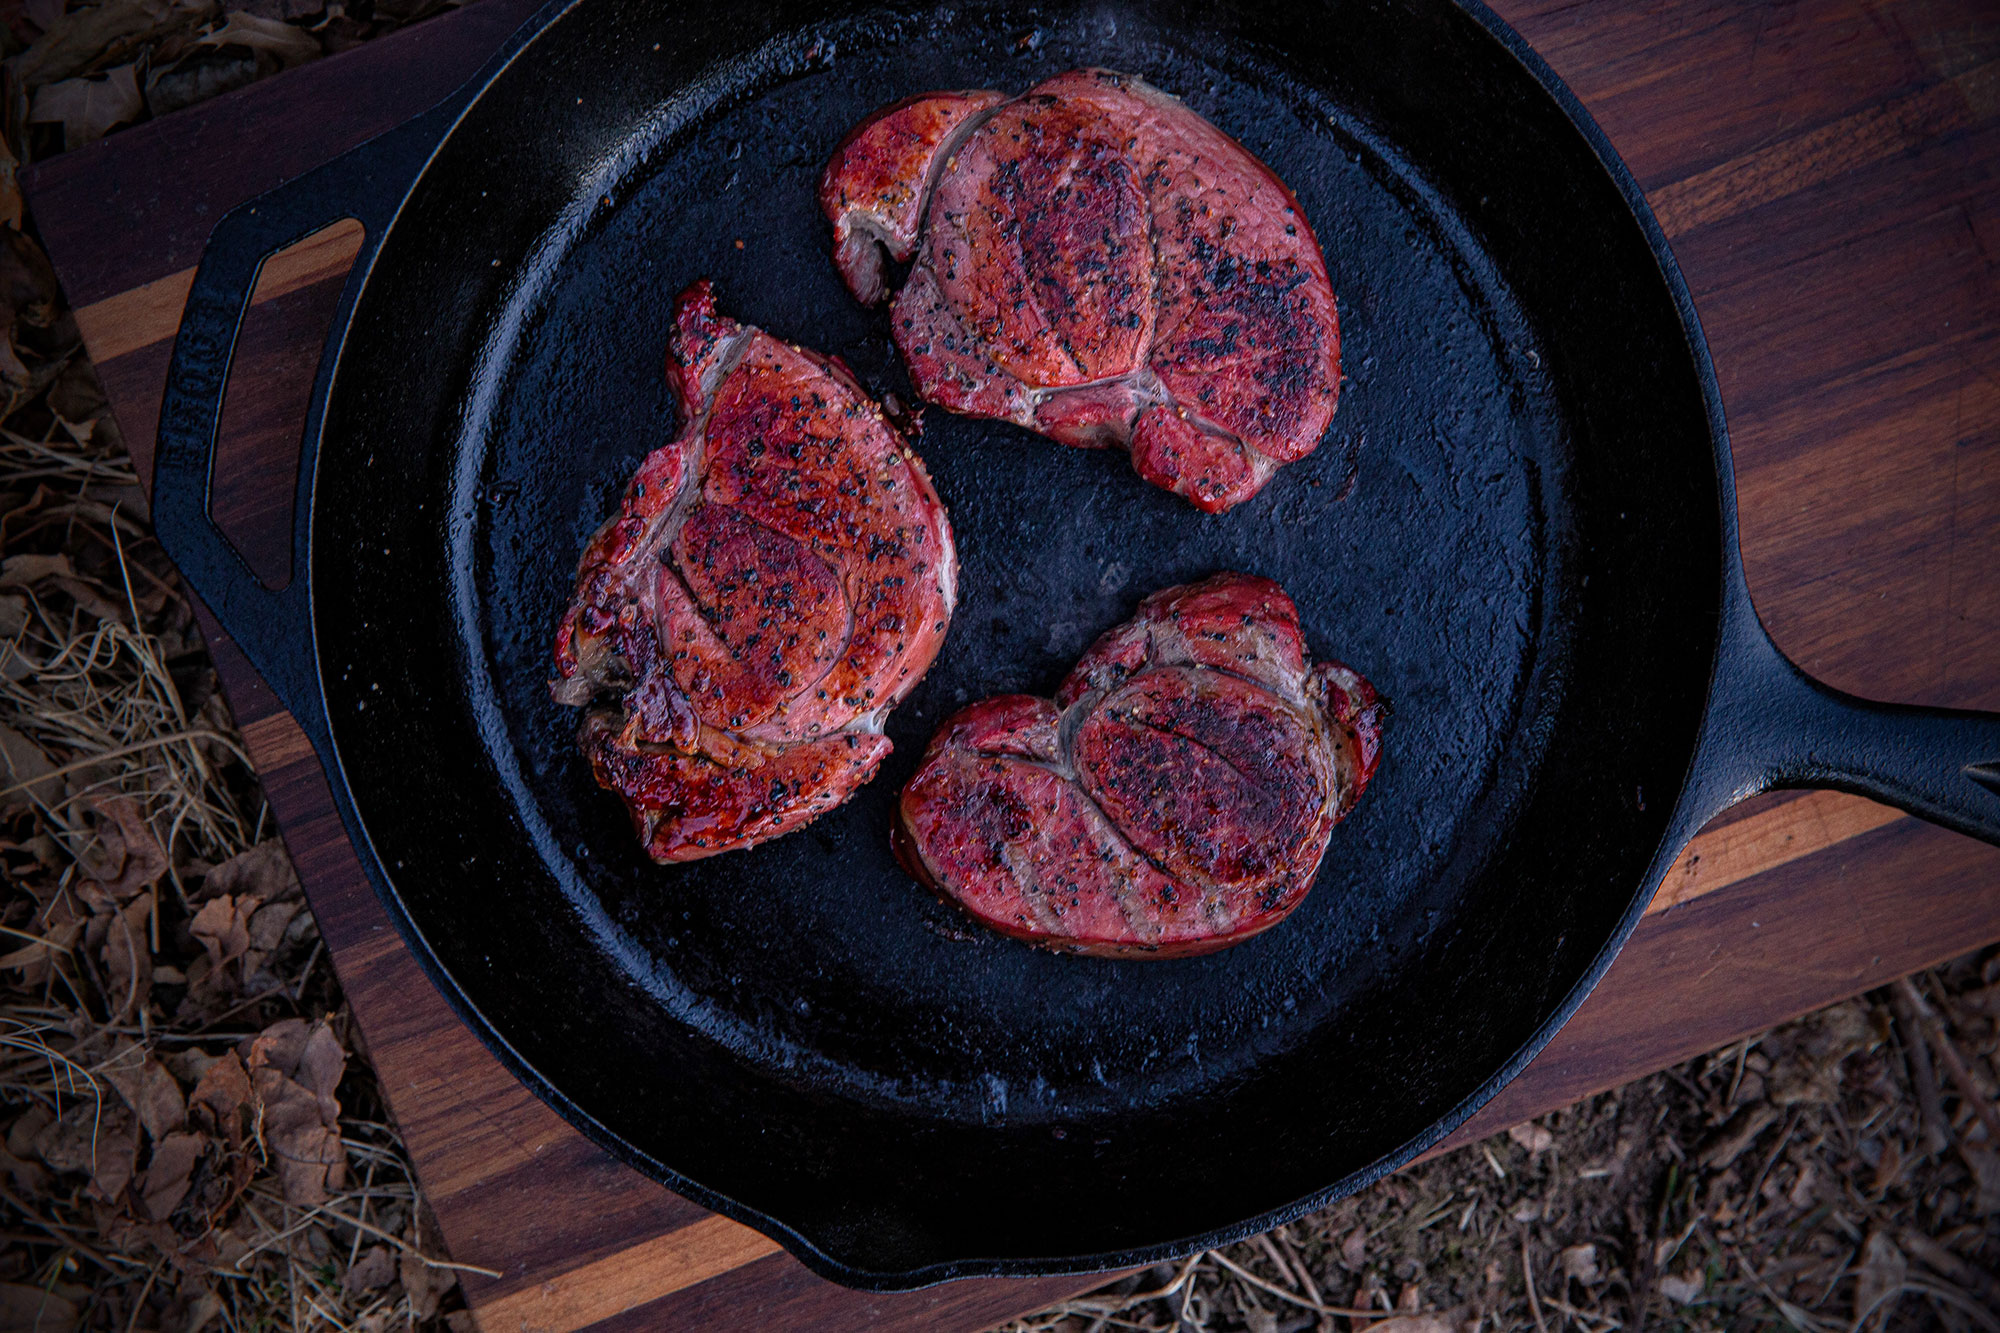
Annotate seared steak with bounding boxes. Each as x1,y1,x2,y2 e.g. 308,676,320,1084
822,69,1341,512
552,281,957,861
896,574,1381,956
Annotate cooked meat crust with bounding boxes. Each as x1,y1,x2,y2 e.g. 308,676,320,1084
552,280,958,862
823,69,1341,512
896,574,1381,956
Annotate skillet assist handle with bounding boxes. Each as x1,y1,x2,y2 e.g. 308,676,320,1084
153,107,449,728
1701,607,2000,846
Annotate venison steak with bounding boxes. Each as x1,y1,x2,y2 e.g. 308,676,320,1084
896,574,1381,956
552,281,957,861
822,68,1341,513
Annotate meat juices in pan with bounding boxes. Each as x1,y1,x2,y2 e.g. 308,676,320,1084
551,280,958,862
822,69,1342,513
896,574,1382,957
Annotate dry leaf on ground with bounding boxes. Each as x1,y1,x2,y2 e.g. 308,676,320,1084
344,1244,396,1298
0,721,58,807
102,1044,186,1142
402,1244,457,1318
1657,1272,1704,1305
1851,1230,1907,1324
6,0,214,89
137,1128,205,1220
28,65,144,149
93,889,154,1021
1506,1122,1553,1155
83,796,167,899
144,45,260,116
181,838,306,1014
32,1100,139,1205
198,10,318,66
1557,1243,1598,1285
200,836,297,900
243,1017,346,1204
0,1282,82,1333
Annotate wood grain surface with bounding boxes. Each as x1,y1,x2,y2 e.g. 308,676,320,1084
22,0,2000,1328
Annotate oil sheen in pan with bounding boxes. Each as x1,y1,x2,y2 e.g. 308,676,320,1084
460,7,1572,1125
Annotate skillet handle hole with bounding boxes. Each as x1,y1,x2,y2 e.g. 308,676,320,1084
211,217,367,592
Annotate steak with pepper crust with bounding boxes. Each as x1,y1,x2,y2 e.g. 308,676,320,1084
552,281,958,861
822,69,1342,512
896,574,1380,956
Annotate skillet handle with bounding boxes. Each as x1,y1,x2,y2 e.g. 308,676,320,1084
153,105,452,730
1701,606,2000,845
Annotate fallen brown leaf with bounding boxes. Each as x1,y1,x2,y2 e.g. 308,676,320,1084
198,10,317,66
181,840,309,1011
32,1100,138,1204
1507,1122,1553,1155
0,721,60,809
198,837,296,901
27,65,144,150
94,889,154,1022
342,1244,395,1298
188,1050,251,1129
189,894,251,973
102,1045,187,1143
400,1248,456,1320
1657,1272,1703,1305
83,796,167,900
0,913,76,979
244,1018,345,1204
138,1129,205,1221
0,1281,81,1333
1852,1230,1906,1324
6,1106,53,1158
6,0,215,89
401,1203,458,1318
0,1133,49,1195
1557,1243,1598,1285
144,43,258,116
165,1285,223,1333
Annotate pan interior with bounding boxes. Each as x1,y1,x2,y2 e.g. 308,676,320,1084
470,13,1563,1116
314,0,1720,1277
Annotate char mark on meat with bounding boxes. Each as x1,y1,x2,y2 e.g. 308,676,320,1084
552,280,958,862
822,68,1342,512
896,573,1382,956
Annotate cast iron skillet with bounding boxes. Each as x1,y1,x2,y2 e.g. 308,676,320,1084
153,0,2000,1290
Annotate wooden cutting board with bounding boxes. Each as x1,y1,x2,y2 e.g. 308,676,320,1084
23,0,2000,1327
